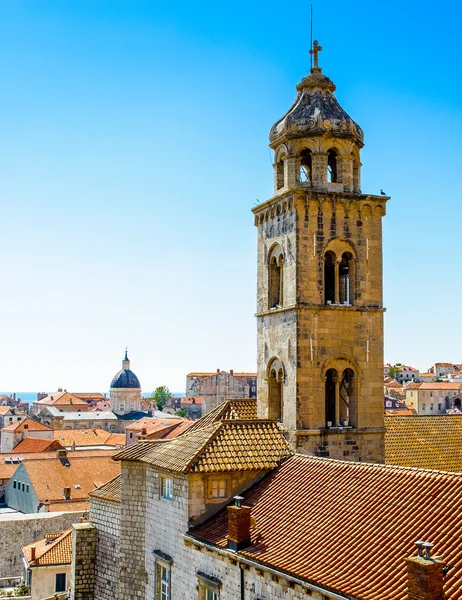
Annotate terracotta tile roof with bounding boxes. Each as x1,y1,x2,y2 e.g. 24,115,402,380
385,415,462,471
0,449,116,481
53,428,124,447
46,500,90,512
0,406,14,415
162,420,195,438
185,399,258,435
72,393,106,400
1,417,52,432
20,455,120,503
180,396,204,405
414,383,462,390
115,420,291,473
384,408,415,416
23,529,72,567
190,455,462,600
35,391,89,408
90,474,121,503
11,438,64,453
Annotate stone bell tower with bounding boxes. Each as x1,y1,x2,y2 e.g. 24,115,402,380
253,42,388,463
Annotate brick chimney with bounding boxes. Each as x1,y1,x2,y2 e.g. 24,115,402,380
405,541,447,600
230,369,234,376
30,546,36,561
227,496,252,552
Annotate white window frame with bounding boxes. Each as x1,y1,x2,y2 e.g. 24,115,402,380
161,476,173,501
207,476,229,500
197,572,221,600
154,552,173,600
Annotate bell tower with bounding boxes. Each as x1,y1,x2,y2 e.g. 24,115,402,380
253,43,387,463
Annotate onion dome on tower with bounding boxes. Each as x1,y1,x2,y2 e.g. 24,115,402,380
269,41,363,194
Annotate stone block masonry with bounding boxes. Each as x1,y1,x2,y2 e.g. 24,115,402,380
0,510,87,577
71,522,97,600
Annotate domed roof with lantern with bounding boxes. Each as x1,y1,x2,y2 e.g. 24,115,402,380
110,351,141,389
269,41,364,148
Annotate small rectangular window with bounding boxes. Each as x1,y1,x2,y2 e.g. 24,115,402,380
430,404,434,410
156,564,170,600
422,403,426,410
209,479,227,499
26,484,29,493
55,573,66,592
438,403,442,411
13,481,16,489
22,483,25,492
161,477,173,501
197,572,221,600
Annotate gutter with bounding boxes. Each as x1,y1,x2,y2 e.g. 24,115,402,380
183,534,353,600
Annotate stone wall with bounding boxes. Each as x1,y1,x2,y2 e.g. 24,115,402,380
71,522,96,600
0,510,87,577
90,497,120,600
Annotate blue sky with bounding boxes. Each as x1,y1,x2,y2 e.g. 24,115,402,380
1,0,461,393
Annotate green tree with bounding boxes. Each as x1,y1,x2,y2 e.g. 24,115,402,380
176,409,187,417
150,385,173,411
387,366,401,379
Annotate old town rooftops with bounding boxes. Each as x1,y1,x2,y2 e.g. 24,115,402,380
114,420,291,474
1,417,52,432
23,529,72,567
189,454,462,600
385,414,462,472
53,428,125,447
11,438,64,453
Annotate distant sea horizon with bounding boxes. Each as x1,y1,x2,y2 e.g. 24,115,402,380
1,391,185,406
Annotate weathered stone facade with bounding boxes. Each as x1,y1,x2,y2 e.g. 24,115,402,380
253,58,387,463
71,522,97,600
89,497,120,600
186,370,257,414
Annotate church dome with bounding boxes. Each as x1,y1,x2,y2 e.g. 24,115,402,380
269,59,363,148
110,351,141,389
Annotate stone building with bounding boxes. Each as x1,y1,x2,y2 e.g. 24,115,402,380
252,43,387,462
405,382,462,414
186,370,256,413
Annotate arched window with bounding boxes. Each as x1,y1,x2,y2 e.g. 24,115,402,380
299,149,312,183
339,252,353,305
327,149,338,183
276,159,284,190
268,358,284,421
340,368,356,426
268,245,284,309
325,368,337,426
324,251,335,304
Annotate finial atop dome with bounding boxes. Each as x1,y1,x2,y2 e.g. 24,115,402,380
123,348,130,371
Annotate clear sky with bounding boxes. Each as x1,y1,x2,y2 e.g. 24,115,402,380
1,0,461,394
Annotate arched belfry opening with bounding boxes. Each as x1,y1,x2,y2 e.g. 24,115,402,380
268,244,284,309
276,159,284,190
267,358,284,421
339,252,353,305
327,149,338,183
325,364,358,427
325,368,337,425
299,149,312,183
324,251,335,304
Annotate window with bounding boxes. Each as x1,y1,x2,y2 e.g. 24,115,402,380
208,478,227,499
13,481,16,489
422,403,426,410
327,149,338,183
197,572,221,600
438,403,442,411
430,404,434,410
55,573,66,592
161,477,173,501
156,563,170,600
26,484,29,493
22,483,25,492
267,358,284,421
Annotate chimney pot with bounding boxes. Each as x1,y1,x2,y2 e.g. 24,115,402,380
405,542,446,600
230,369,234,376
30,546,36,561
227,497,251,552
217,368,220,373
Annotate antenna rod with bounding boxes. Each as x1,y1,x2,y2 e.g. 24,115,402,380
310,4,313,69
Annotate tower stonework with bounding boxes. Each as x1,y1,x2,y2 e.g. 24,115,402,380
254,47,388,463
